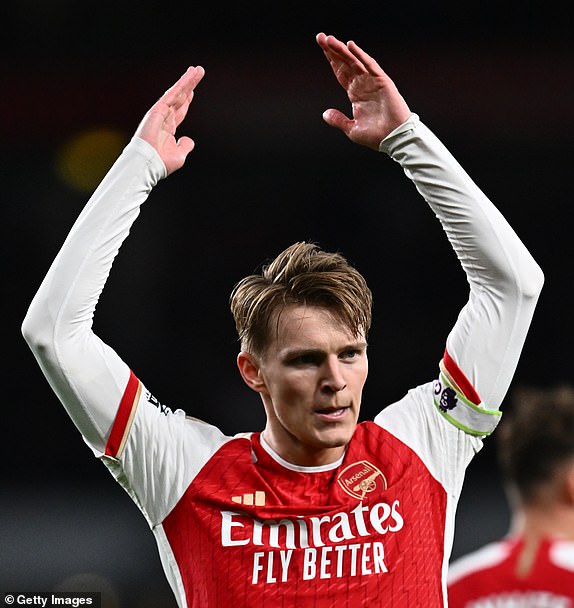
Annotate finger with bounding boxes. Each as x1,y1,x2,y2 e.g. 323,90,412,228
176,135,195,156
172,65,205,95
321,40,368,90
323,35,367,71
346,40,385,76
163,136,196,176
317,33,351,65
172,89,196,127
162,66,205,109
322,108,354,136
163,66,205,127
318,33,346,53
316,32,340,55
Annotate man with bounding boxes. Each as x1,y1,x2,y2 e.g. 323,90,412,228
22,33,543,606
448,385,574,606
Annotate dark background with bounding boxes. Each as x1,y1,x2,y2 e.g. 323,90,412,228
3,2,574,605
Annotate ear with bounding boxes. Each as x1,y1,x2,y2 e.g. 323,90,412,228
237,351,267,393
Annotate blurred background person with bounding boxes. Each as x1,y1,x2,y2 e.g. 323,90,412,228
448,385,574,606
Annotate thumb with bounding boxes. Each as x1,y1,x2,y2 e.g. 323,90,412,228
322,109,354,136
176,135,195,157
164,136,196,176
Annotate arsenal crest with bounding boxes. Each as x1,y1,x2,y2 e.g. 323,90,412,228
337,460,387,500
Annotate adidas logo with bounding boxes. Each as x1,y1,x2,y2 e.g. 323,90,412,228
231,491,266,506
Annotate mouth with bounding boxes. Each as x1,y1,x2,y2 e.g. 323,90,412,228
313,405,351,422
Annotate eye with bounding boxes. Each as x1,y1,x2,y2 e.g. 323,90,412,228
339,346,365,361
296,354,321,365
288,353,323,366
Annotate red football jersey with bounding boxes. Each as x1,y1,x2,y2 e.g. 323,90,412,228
163,424,446,606
448,537,574,607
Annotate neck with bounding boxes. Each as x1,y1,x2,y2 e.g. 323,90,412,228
510,502,574,542
260,432,345,469
261,427,346,467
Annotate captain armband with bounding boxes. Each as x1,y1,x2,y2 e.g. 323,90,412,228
433,361,501,437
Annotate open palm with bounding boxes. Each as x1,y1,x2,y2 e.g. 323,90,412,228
134,66,205,175
316,34,411,150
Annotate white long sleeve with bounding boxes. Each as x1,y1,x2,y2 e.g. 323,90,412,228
380,114,544,408
22,137,166,453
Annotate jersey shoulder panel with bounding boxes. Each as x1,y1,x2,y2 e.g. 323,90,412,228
550,540,574,572
447,541,509,585
101,372,236,526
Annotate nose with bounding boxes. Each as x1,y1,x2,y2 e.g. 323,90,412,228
321,356,347,393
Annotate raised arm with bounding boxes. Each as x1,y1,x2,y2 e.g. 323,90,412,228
21,66,205,453
317,34,544,409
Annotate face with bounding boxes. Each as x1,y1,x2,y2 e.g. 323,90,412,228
238,305,368,467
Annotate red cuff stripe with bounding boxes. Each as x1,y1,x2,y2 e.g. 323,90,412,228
443,349,481,405
105,369,139,457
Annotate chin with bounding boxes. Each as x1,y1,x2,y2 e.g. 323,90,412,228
315,428,355,449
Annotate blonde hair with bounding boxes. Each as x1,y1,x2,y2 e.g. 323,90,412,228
229,242,372,358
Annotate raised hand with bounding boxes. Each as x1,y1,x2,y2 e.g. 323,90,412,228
134,65,205,175
316,33,412,150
